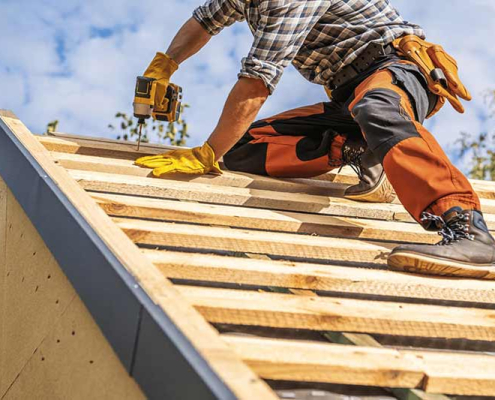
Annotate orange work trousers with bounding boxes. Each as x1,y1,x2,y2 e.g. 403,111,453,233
224,62,480,223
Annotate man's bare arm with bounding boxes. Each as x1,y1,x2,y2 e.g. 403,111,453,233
164,18,270,160
207,77,270,159
166,18,212,64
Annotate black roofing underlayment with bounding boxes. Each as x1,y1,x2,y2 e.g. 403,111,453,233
0,111,236,400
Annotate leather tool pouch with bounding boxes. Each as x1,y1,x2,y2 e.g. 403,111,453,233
393,35,471,118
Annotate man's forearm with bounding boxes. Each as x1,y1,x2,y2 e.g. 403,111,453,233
166,18,212,64
207,78,269,159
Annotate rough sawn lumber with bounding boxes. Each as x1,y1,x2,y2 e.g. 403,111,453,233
223,336,495,396
39,134,495,200
50,151,347,197
94,192,437,243
115,217,393,265
178,285,495,341
143,250,495,306
69,169,495,227
69,169,412,221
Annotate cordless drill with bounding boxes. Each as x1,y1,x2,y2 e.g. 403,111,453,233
133,76,183,150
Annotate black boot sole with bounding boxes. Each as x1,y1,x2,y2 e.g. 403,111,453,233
388,251,495,280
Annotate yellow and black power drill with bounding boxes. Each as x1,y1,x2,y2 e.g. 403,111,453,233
133,76,183,150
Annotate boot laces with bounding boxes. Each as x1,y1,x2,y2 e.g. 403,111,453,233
421,211,475,246
337,144,366,180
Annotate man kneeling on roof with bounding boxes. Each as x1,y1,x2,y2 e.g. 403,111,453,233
135,0,495,279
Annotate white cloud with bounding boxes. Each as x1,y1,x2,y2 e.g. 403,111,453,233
0,0,493,163
393,0,495,150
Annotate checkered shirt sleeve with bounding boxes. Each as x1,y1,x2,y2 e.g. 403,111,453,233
193,0,245,36
193,0,426,93
240,0,331,94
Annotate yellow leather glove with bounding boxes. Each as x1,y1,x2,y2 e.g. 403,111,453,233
393,36,471,116
427,45,472,101
143,52,179,111
135,142,222,177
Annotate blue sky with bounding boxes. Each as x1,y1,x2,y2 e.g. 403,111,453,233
1,0,494,169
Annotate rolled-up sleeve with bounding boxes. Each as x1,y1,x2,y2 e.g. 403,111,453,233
239,0,331,94
193,0,245,36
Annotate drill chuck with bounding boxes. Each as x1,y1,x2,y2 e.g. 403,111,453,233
133,103,152,120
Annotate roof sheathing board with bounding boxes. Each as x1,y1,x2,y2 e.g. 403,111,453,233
0,111,275,400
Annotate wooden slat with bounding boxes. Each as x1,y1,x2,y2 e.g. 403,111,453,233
144,250,495,306
319,334,450,400
416,351,495,395
51,148,495,204
70,169,406,221
316,293,450,400
178,285,495,341
38,134,180,159
467,179,495,200
38,133,354,181
39,133,495,199
69,170,495,230
115,218,393,265
224,336,426,389
94,192,437,243
223,336,495,396
2,114,277,400
51,151,348,197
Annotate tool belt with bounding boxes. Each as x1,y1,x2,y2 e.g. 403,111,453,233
326,36,472,119
328,42,396,90
392,35,472,118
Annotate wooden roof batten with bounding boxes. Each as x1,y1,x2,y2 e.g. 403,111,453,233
2,110,495,399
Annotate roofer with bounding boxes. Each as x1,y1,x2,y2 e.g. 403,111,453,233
135,0,495,279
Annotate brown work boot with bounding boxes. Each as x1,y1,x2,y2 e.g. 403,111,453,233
388,207,495,279
340,140,396,203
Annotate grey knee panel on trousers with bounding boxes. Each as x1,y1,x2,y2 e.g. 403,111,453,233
387,63,431,123
351,88,421,163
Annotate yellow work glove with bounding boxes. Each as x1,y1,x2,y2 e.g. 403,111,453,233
393,36,471,116
143,52,179,111
135,142,222,177
427,44,472,101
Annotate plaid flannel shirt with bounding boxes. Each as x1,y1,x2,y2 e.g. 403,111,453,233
193,0,425,94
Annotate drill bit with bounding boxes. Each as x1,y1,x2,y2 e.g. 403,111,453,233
137,119,145,151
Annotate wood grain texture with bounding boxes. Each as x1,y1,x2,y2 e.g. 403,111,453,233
2,116,277,400
51,151,347,197
31,130,495,397
39,133,495,200
223,336,495,396
38,135,179,160
95,193,437,243
115,218,393,265
71,169,404,221
224,336,426,389
144,250,495,306
70,170,495,229
178,285,495,341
